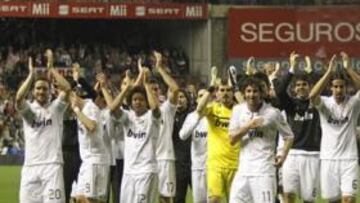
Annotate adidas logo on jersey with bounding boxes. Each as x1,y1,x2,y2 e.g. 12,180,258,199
127,129,146,139
194,131,207,138
327,116,349,125
31,118,52,128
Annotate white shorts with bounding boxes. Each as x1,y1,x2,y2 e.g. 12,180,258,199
282,154,320,201
20,164,64,203
192,169,207,203
230,173,276,203
77,163,110,202
321,159,358,200
157,160,176,197
120,172,158,203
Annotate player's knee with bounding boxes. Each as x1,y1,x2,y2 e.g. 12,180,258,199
342,196,356,203
159,196,172,203
208,196,221,203
283,192,296,203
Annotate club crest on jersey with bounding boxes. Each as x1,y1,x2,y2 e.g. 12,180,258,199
194,131,207,138
327,116,349,125
31,118,52,128
127,129,146,139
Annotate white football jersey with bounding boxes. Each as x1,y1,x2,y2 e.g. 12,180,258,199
19,98,66,166
229,102,294,176
179,111,208,170
156,100,177,160
77,100,110,164
316,92,360,160
117,109,161,174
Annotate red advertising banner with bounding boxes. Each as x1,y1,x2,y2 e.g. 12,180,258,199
228,7,360,58
0,2,207,19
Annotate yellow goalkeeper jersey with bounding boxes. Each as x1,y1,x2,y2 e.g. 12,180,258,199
205,102,239,169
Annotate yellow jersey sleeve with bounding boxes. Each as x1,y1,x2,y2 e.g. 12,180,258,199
206,102,240,169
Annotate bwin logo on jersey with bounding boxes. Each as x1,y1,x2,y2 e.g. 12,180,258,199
214,118,229,128
327,116,349,125
127,129,146,139
31,118,52,128
194,131,207,138
294,112,314,121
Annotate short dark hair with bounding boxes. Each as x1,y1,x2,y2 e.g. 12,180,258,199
330,71,348,85
292,74,311,85
240,76,265,96
253,72,270,88
126,86,148,109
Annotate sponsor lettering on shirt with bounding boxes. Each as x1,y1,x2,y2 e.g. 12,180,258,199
294,112,314,121
194,131,207,138
127,129,146,139
31,118,52,128
327,116,349,125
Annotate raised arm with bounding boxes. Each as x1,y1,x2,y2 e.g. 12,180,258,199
70,93,97,133
16,57,35,108
154,51,179,104
309,55,336,105
179,112,201,141
45,49,71,93
341,52,360,90
143,68,161,118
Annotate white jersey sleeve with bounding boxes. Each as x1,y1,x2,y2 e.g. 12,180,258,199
17,101,36,124
179,111,201,140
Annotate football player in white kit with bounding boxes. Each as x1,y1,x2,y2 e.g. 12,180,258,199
104,67,161,203
309,53,360,203
179,89,208,203
16,52,71,203
152,51,179,203
69,91,111,203
228,77,294,203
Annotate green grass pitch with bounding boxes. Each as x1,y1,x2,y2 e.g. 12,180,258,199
1,165,358,203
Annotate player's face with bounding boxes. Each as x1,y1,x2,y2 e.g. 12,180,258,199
177,91,188,111
33,80,49,106
131,92,147,115
244,85,262,107
150,83,161,98
217,85,233,105
331,79,347,103
196,89,206,104
294,80,310,99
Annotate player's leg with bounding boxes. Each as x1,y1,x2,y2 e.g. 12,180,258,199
42,164,65,203
158,160,176,203
207,167,225,203
229,172,251,203
89,164,110,203
175,161,191,203
340,160,358,203
299,155,320,203
224,168,237,202
320,160,341,202
120,174,135,203
250,176,277,203
282,154,300,203
192,169,207,203
136,173,159,203
20,166,42,203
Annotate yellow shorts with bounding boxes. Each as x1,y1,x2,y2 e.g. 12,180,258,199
207,167,237,199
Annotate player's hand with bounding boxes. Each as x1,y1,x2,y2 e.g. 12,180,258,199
154,51,162,69
328,54,337,72
28,57,34,75
228,65,238,87
274,155,285,168
96,72,107,88
269,62,280,82
70,93,82,111
72,63,81,82
248,117,264,129
45,49,54,69
246,57,256,75
340,51,350,70
143,67,151,85
289,51,299,73
304,56,312,74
